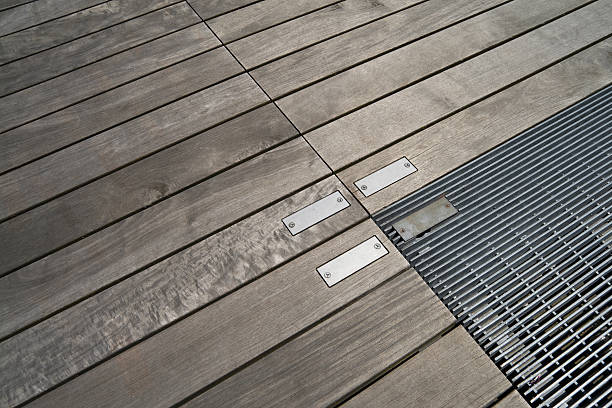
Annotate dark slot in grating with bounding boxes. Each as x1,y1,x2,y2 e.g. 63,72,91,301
373,85,612,408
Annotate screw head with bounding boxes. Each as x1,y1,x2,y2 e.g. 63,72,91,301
400,228,405,233
361,185,368,191
324,272,331,278
374,243,381,249
404,162,411,168
288,222,295,228
337,197,343,203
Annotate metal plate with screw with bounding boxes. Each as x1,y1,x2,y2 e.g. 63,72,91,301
392,196,457,241
317,236,388,287
354,157,417,197
282,190,350,235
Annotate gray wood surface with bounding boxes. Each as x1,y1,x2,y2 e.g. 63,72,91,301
0,0,178,64
0,0,105,37
0,175,366,408
494,391,531,408
0,103,291,274
0,40,238,175
254,0,507,100
342,326,511,408
0,2,200,97
0,23,218,134
0,72,262,226
227,0,415,69
305,1,612,170
0,138,329,340
277,0,590,131
207,0,338,43
0,0,33,12
184,270,455,408
339,39,612,214
24,220,407,408
188,0,259,20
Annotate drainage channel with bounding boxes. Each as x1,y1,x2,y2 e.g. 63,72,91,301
373,85,612,408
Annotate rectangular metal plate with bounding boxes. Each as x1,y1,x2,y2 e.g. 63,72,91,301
355,157,417,197
317,236,388,287
392,196,458,241
282,190,350,235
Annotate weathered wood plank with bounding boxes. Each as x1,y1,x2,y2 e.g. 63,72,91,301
0,42,239,175
0,72,263,225
0,2,200,97
338,39,612,214
227,0,416,69
188,0,259,20
0,23,218,133
0,0,32,12
305,1,612,170
24,219,405,408
494,391,531,408
0,138,329,340
0,175,365,408
207,0,338,43
342,327,510,408
277,0,591,131
0,0,105,37
0,0,178,64
0,103,292,273
184,270,454,408
255,0,508,100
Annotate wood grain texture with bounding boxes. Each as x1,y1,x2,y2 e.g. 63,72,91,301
207,0,338,43
0,73,262,225
0,0,32,12
0,0,178,64
343,326,510,408
339,39,612,214
0,175,366,408
188,0,259,20
184,270,454,408
24,219,406,408
305,1,612,170
277,0,591,131
0,2,200,97
0,138,329,340
255,0,507,100
0,41,239,175
494,391,531,408
227,0,415,69
0,0,105,36
0,104,292,273
0,23,218,133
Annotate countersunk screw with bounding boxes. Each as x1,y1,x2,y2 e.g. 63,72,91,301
361,185,368,191
337,197,343,203
374,243,381,249
404,162,411,168
288,222,295,228
324,272,331,278
400,228,406,233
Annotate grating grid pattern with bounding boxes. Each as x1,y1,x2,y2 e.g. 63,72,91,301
373,85,612,407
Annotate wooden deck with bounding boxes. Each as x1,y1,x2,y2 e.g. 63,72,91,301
0,0,610,407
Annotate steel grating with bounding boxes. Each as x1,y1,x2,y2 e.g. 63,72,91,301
373,85,612,408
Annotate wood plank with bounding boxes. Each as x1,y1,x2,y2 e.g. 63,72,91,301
305,1,612,171
207,0,338,43
0,2,201,97
188,0,259,20
0,72,261,224
0,0,32,12
0,175,366,408
342,326,510,408
255,0,508,99
0,42,240,175
0,0,105,37
0,104,293,274
184,270,454,408
227,0,416,69
24,219,406,408
276,0,591,131
338,39,612,214
494,391,531,408
0,23,218,134
0,0,178,64
0,137,329,340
